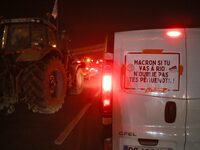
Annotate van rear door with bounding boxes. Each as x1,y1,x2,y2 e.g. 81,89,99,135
113,29,187,150
185,28,200,150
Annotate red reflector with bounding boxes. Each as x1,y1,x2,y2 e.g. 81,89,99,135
166,30,181,38
103,99,111,107
102,75,112,92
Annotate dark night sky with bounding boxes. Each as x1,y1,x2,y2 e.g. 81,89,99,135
1,0,200,48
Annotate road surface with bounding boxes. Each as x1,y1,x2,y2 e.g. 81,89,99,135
0,75,105,150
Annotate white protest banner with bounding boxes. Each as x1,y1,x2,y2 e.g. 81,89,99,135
125,52,180,92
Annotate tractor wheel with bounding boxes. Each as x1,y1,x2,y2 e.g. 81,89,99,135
0,71,17,114
69,68,84,95
21,57,67,114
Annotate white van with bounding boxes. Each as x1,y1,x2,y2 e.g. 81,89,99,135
102,28,200,150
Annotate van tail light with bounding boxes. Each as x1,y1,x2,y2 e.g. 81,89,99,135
102,60,113,119
166,30,182,38
102,42,113,125
102,74,112,108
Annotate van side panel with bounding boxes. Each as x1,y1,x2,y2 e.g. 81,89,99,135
185,29,200,150
113,29,187,150
186,29,200,98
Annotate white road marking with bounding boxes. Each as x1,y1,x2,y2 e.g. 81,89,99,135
54,103,91,145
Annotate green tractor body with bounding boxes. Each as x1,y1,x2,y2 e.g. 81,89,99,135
0,18,84,114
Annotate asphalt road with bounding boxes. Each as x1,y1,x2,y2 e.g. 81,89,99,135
0,75,104,150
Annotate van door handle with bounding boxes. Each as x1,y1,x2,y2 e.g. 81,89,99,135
165,101,176,123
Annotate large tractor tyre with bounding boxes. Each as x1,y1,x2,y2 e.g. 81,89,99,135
0,71,16,114
69,68,84,95
21,57,67,114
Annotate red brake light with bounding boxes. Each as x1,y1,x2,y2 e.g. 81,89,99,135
102,75,112,92
86,58,91,62
102,63,113,118
166,30,182,38
76,60,81,63
52,44,57,48
103,99,110,107
102,53,113,124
